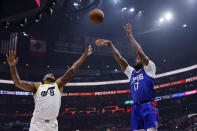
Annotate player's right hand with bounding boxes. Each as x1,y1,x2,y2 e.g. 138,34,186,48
95,39,111,47
124,23,133,38
85,45,93,56
6,51,19,67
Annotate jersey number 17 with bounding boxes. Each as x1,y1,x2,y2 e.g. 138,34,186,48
134,82,139,91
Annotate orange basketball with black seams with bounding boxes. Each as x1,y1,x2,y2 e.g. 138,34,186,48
89,8,104,24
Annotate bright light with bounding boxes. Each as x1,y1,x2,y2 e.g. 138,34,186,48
121,7,127,11
159,17,164,23
23,32,28,36
113,0,119,4
73,3,79,6
130,8,135,12
188,0,195,4
183,24,187,27
165,12,173,20
73,2,80,9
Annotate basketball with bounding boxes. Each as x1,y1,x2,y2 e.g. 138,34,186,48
89,8,104,24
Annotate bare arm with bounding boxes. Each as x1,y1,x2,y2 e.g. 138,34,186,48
96,39,129,72
7,51,37,93
56,45,92,89
124,24,149,66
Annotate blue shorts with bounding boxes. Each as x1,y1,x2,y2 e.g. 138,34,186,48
131,101,159,130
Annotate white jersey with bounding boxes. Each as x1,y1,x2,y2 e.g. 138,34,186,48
33,83,61,120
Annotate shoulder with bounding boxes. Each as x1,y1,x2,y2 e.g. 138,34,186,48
33,82,41,89
55,82,63,93
143,60,156,78
124,65,134,80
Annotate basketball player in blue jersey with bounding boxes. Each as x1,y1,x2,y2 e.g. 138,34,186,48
6,45,92,131
96,24,158,131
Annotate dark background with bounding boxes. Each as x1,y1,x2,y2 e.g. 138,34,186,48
0,0,197,130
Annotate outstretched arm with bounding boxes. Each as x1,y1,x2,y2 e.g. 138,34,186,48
56,45,92,89
124,24,149,66
96,39,128,72
7,51,38,93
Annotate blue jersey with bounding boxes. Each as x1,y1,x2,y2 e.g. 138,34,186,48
125,60,156,103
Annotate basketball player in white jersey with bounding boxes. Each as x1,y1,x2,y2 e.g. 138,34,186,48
6,45,92,131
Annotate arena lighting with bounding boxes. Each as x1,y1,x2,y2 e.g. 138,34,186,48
139,10,144,14
183,24,187,28
165,12,173,20
162,58,166,62
121,7,127,11
2,21,10,29
48,7,54,15
129,8,135,12
73,3,79,6
47,65,50,68
114,69,118,72
159,17,164,23
22,32,28,36
35,13,42,23
51,0,56,6
137,10,143,17
20,18,27,27
188,0,196,4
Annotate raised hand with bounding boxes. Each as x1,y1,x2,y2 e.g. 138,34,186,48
124,23,133,38
85,45,93,56
6,51,19,67
95,39,111,47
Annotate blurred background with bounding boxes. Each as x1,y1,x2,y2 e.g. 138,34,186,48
0,0,197,130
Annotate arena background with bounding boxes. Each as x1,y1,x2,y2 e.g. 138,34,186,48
0,0,197,131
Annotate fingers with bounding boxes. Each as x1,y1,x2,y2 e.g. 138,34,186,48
87,45,93,56
95,39,105,46
10,50,13,56
13,51,16,56
124,23,132,30
16,57,19,64
88,45,92,51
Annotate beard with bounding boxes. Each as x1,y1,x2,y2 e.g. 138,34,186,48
134,63,143,71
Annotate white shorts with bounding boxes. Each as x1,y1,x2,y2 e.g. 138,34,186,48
29,117,58,131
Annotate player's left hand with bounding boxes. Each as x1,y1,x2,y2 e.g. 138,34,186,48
85,45,92,56
95,39,111,47
124,23,133,38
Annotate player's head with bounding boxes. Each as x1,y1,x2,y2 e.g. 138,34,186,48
134,57,143,71
42,73,55,84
